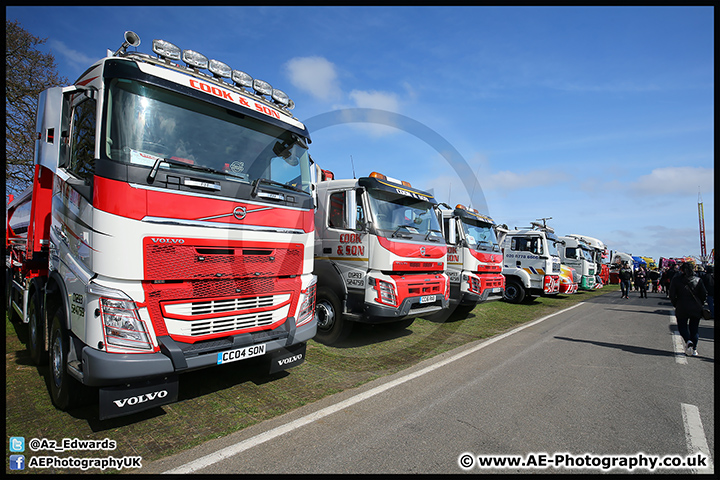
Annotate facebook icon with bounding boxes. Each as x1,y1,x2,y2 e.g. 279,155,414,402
9,454,25,470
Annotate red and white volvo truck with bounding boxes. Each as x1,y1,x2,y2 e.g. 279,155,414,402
5,32,317,419
436,204,504,317
312,170,449,344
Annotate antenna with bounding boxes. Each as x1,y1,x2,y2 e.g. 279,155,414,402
350,155,356,179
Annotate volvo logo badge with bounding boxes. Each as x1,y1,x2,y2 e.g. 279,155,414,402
233,206,247,220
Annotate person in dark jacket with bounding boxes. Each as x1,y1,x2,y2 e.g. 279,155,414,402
664,263,679,298
618,262,632,299
634,265,648,298
699,265,714,319
669,262,708,356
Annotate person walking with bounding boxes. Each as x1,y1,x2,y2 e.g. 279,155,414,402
664,263,679,298
635,265,648,298
649,268,660,293
669,262,708,356
619,261,632,299
699,265,714,319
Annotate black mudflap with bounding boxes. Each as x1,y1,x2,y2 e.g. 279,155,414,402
268,342,307,374
99,376,178,420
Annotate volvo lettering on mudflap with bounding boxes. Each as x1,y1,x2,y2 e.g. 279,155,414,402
5,32,316,419
312,169,449,344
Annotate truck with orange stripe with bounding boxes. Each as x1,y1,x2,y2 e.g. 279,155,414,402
495,220,562,303
5,32,316,419
312,170,449,344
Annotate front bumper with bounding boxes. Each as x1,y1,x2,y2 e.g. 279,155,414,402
80,317,316,387
362,293,450,323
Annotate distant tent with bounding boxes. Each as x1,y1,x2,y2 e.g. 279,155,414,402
632,256,647,269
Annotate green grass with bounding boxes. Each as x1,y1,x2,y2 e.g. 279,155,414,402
5,285,618,473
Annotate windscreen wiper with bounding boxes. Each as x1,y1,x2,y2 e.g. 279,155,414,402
251,177,302,198
425,229,442,242
147,157,233,183
391,225,414,239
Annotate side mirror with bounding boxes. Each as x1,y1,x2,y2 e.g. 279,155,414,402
448,219,457,245
346,189,356,231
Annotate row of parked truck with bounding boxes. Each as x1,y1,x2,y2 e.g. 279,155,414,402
5,32,607,419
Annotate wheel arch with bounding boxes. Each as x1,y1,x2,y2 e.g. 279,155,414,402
45,271,71,331
313,259,348,303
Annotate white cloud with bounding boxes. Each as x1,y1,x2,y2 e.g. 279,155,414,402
630,166,714,196
348,89,399,111
284,56,342,102
49,40,99,72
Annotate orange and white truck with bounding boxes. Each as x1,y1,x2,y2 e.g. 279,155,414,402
312,169,449,344
5,32,316,419
436,204,504,317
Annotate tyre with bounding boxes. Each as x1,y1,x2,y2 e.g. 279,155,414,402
503,279,526,304
48,307,83,410
27,290,46,365
314,287,352,345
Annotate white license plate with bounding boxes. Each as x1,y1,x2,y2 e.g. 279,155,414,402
217,344,266,365
492,287,503,293
420,295,436,304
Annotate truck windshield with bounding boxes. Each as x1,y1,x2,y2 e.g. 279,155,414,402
580,248,594,262
104,78,312,194
461,219,499,251
547,238,561,257
366,189,442,240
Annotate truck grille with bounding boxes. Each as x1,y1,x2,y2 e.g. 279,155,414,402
163,294,291,338
143,277,301,342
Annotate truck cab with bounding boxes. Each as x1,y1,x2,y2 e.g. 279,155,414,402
437,204,504,317
496,221,561,303
558,236,596,290
6,32,317,419
566,234,609,286
313,171,449,344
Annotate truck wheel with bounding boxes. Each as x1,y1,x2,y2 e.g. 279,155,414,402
503,279,525,304
27,291,46,365
314,287,352,345
48,307,82,411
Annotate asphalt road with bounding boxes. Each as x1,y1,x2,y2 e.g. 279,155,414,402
145,291,714,474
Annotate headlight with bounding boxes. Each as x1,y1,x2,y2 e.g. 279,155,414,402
377,280,397,306
100,298,153,351
296,278,317,327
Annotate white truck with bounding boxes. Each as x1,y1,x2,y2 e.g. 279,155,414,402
436,204,504,317
567,234,609,286
496,220,562,303
557,235,596,290
313,170,449,344
5,32,317,419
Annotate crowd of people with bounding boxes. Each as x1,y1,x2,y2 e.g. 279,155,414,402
618,260,714,357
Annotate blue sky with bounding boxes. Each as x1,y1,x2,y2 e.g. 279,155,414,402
7,6,714,264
